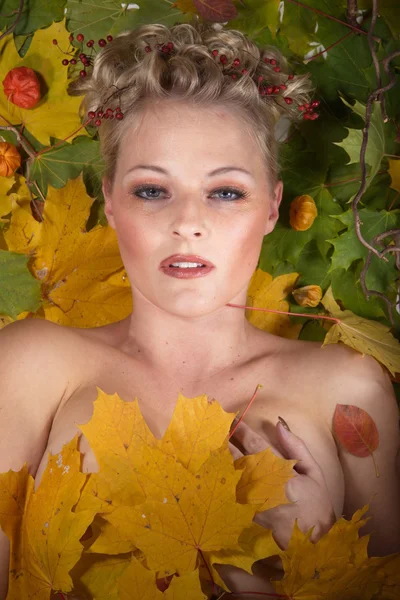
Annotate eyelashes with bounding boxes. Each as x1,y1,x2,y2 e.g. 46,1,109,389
131,184,250,202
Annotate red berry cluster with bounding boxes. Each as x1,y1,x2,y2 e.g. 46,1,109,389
211,50,320,120
87,106,124,127
52,32,114,78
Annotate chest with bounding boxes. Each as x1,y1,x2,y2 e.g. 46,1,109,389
34,346,345,518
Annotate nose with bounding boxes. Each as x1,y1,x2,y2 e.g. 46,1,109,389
169,196,209,239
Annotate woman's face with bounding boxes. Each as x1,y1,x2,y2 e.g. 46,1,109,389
103,100,283,318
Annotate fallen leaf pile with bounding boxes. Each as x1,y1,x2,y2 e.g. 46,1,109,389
0,391,398,599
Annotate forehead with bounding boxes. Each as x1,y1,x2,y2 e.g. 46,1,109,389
116,101,266,177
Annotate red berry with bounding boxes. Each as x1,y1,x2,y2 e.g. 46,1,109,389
79,53,86,60
273,86,280,94
303,113,310,120
264,57,270,63
258,75,264,82
212,49,219,56
270,58,277,65
77,33,84,42
94,119,101,126
87,40,94,48
284,97,293,104
115,106,121,112
98,39,107,47
145,45,152,53
97,110,104,117
241,69,248,75
298,105,305,111
115,112,124,120
220,54,228,64
288,73,294,80
106,108,113,115
167,42,174,49
233,58,240,67
231,74,238,80
69,34,74,42
280,84,287,90
311,100,320,107
52,39,58,45
70,58,77,65
82,58,90,66
273,66,281,72
266,86,273,94
107,35,113,42
62,59,69,66
79,70,86,77
88,111,96,119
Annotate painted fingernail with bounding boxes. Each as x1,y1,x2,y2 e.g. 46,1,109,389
277,416,291,431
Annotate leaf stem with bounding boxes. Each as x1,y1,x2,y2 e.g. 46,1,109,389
229,384,263,438
371,451,380,478
226,303,340,324
198,547,218,597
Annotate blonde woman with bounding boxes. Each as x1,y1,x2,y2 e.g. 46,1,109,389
1,18,399,599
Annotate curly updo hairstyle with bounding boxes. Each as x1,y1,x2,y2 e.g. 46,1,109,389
68,18,315,194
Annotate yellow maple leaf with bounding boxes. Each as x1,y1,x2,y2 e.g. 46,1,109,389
161,392,236,472
0,18,88,146
234,446,298,511
245,268,302,339
4,174,132,327
0,171,16,219
104,444,256,577
73,391,286,587
0,463,33,597
321,286,400,376
118,558,207,600
273,504,400,599
205,522,281,591
388,158,400,194
0,436,96,598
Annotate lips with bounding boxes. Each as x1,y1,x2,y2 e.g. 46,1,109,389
159,254,215,268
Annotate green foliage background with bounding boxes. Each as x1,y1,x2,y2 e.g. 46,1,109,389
0,0,400,380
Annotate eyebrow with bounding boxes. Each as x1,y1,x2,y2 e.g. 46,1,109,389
124,165,253,178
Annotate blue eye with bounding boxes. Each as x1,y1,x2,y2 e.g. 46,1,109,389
132,185,249,201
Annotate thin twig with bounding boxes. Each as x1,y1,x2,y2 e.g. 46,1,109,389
350,0,400,320
285,0,380,42
0,0,24,42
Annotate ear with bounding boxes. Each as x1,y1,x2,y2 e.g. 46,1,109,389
264,180,283,236
103,177,116,230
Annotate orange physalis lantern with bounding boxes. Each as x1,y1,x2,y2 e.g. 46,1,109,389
289,194,318,231
0,142,21,177
292,284,322,307
2,66,41,109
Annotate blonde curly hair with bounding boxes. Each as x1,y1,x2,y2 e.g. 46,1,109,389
68,18,315,192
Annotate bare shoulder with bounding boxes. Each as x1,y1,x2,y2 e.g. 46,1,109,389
276,336,395,420
1,318,85,412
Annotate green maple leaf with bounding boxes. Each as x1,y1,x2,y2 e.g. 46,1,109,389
327,208,399,272
333,96,385,189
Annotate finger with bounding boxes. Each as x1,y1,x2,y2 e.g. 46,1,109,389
276,421,323,478
229,441,243,461
230,420,282,457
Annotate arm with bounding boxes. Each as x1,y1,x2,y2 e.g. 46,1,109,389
0,319,71,598
333,354,400,556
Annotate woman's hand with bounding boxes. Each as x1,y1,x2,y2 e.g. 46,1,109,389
229,418,337,551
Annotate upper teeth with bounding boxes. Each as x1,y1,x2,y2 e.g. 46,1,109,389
170,262,205,268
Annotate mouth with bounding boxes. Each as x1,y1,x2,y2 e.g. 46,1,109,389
159,254,215,269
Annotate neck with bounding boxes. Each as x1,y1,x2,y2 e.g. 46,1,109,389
114,290,259,384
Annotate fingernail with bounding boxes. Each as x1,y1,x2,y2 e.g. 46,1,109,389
277,416,291,432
